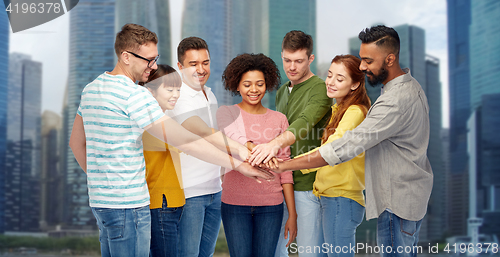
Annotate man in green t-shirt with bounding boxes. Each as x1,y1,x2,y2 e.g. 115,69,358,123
249,30,332,257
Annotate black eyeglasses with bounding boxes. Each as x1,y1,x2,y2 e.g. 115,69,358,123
124,51,160,68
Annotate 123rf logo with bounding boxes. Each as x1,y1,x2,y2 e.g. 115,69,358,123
3,0,79,33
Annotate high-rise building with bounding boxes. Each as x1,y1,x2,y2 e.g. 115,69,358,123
64,0,115,228
470,1,500,110
349,24,444,242
180,0,316,109
60,83,69,228
441,128,451,236
40,110,63,231
472,94,500,237
115,0,171,64
0,2,9,234
425,55,446,242
4,53,42,232
469,0,500,238
447,0,471,237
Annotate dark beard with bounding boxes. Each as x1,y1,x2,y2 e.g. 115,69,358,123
364,67,388,87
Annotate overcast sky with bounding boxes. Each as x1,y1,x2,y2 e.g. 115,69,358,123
8,0,449,127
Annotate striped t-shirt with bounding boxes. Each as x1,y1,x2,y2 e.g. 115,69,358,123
77,72,164,209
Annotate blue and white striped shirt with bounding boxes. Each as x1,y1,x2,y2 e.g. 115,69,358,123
77,72,164,208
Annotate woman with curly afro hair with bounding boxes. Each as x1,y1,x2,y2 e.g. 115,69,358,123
216,53,297,257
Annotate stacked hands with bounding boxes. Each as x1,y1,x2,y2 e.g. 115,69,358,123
235,141,285,182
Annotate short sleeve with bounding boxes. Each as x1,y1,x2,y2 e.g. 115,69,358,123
127,87,164,129
77,105,82,117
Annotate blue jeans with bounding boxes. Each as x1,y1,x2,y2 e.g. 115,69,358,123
150,195,183,257
321,197,364,257
92,205,151,257
294,190,327,257
178,192,221,257
377,211,423,257
221,202,284,257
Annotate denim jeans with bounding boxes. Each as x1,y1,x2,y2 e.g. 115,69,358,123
92,205,151,257
295,190,327,257
178,191,221,257
377,211,423,257
274,198,290,257
221,202,284,257
150,195,183,257
320,197,364,257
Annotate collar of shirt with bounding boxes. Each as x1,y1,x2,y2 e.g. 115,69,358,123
285,75,317,93
181,81,212,98
381,68,411,95
331,103,339,113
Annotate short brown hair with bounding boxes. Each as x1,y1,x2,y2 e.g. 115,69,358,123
281,30,313,56
177,37,209,64
115,23,158,57
222,53,280,96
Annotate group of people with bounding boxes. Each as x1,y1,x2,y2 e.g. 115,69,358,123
69,23,433,257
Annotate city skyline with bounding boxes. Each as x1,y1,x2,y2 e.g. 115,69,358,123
4,53,42,232
7,0,449,126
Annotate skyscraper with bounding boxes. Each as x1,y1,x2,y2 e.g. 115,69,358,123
40,110,63,231
469,1,500,110
469,0,500,238
115,0,171,64
4,53,42,232
180,0,316,109
0,2,9,234
425,55,446,242
447,0,471,237
471,94,500,237
64,0,115,228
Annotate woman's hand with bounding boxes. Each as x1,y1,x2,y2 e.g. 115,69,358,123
248,142,280,166
284,212,297,247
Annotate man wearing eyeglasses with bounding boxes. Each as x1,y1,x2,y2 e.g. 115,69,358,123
69,24,273,257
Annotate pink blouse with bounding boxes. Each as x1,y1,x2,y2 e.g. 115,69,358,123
216,104,292,206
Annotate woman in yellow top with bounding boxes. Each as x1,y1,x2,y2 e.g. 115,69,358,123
141,64,184,257
281,55,371,257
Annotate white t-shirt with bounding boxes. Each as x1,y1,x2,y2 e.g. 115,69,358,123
77,72,164,208
167,82,222,198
